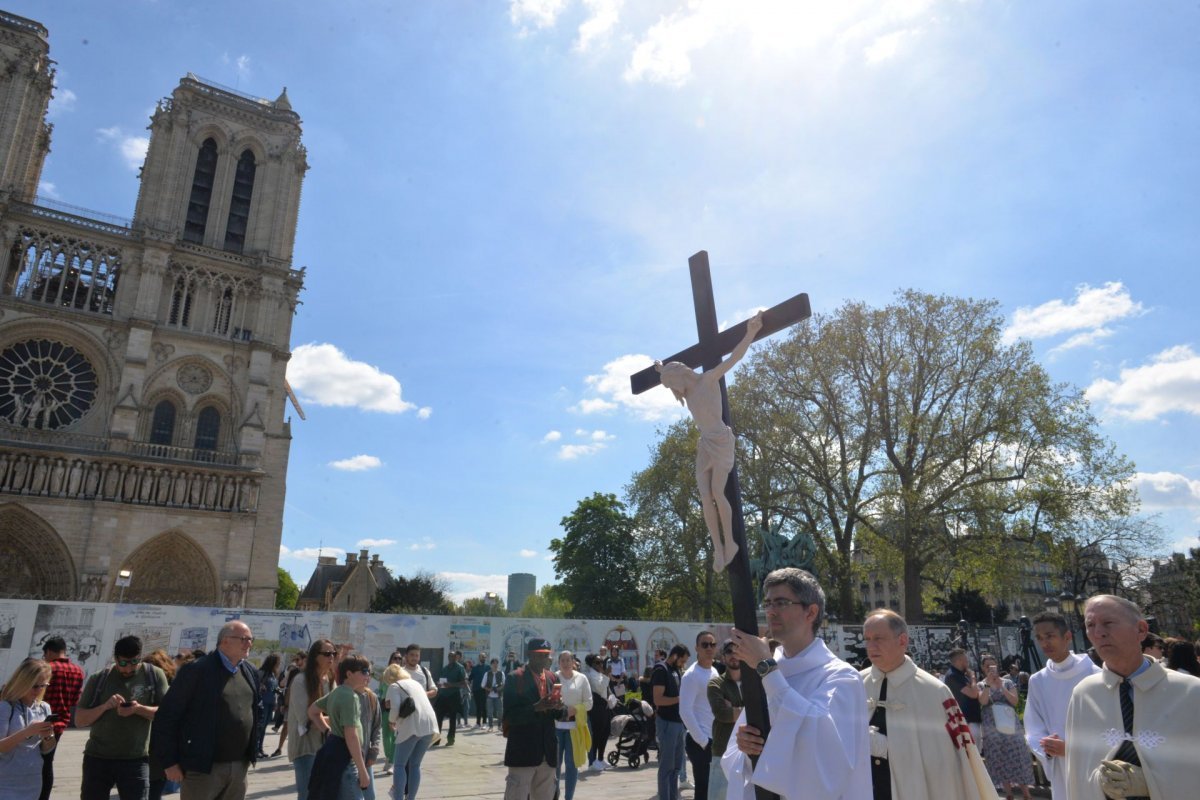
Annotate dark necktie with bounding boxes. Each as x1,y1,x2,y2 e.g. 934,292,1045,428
1116,678,1148,800
871,677,891,800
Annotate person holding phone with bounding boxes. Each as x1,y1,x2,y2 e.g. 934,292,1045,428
75,635,168,800
0,658,57,800
977,653,1034,800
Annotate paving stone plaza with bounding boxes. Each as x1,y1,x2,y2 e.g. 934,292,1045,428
49,724,670,800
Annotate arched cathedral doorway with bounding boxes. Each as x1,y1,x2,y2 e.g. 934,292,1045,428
114,531,219,606
0,503,78,598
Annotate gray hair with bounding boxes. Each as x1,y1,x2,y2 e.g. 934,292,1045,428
763,568,825,635
218,621,249,642
864,609,908,638
1085,594,1144,624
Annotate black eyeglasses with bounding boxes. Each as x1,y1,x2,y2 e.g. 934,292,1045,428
698,641,717,649
229,636,254,644
320,651,337,657
761,598,804,611
357,668,372,675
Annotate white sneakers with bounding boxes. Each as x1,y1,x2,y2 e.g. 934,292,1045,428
590,759,608,771
680,779,695,789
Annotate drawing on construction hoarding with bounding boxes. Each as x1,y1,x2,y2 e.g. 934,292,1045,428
178,627,208,652
0,602,17,649
502,623,546,662
556,624,590,655
30,603,109,676
604,625,639,673
448,621,492,664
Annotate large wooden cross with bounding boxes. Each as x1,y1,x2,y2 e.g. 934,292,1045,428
630,251,810,800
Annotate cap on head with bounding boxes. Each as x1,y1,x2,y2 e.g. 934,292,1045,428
526,638,552,657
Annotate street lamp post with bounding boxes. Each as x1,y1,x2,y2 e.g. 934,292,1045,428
115,569,133,604
1059,590,1078,650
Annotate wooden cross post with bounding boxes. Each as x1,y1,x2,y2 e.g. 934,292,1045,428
630,251,810,800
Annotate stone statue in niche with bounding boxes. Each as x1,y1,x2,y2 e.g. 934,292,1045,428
655,311,763,571
223,581,245,608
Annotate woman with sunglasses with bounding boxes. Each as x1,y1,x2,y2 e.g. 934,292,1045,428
0,658,56,800
287,640,338,800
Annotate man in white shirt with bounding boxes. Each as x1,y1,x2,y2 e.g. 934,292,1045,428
726,568,871,800
680,631,720,800
1023,611,1098,799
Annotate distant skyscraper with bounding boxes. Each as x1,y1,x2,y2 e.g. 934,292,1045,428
507,572,536,613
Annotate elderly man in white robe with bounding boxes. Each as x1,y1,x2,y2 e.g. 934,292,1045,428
1023,610,1098,799
1065,595,1200,799
725,568,871,800
859,610,996,800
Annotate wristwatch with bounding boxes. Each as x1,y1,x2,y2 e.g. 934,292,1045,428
756,658,777,677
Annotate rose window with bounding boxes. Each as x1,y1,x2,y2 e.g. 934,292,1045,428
0,339,98,429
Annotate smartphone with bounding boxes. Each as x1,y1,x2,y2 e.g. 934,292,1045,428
121,702,134,707
44,714,61,723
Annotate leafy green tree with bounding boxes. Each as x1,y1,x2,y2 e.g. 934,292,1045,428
626,421,731,621
457,595,509,617
519,584,573,618
275,567,300,610
725,291,1140,620
369,570,453,614
551,493,646,618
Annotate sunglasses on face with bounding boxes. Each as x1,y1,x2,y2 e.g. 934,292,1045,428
699,641,717,648
320,651,336,657
116,659,139,667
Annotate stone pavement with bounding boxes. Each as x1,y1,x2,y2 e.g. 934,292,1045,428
48,723,677,799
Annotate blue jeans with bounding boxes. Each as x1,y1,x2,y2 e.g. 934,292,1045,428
391,734,433,800
555,728,578,800
656,717,684,800
486,696,502,727
709,758,729,800
339,761,375,800
293,753,316,800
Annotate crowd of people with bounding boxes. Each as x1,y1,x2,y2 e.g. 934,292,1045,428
2,568,1198,800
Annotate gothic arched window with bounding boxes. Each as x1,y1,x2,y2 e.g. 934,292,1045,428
183,138,219,244
194,406,221,452
223,149,256,252
149,399,176,445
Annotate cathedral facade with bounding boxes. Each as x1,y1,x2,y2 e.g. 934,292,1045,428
0,10,306,608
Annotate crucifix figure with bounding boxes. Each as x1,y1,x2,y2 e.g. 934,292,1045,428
630,250,810,800
656,310,763,572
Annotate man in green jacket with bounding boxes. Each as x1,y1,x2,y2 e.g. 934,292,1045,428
707,639,743,800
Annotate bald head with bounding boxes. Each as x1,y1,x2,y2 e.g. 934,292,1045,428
1084,595,1143,623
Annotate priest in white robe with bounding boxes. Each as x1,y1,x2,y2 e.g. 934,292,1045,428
724,568,871,800
859,610,997,800
1024,610,1099,799
1065,595,1200,799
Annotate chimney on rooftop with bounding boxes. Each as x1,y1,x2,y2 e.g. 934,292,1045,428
370,554,381,567
359,549,369,562
345,552,357,565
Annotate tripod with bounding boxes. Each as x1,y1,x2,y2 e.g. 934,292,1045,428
1018,616,1043,673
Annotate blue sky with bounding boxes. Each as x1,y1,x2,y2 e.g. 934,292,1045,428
18,0,1200,602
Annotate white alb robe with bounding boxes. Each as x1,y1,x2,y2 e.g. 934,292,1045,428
1023,652,1098,799
721,638,871,800
860,657,998,800
1065,659,1200,799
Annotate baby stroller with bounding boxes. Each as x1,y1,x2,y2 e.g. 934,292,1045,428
607,698,656,768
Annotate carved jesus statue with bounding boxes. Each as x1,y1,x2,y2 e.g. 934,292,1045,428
656,310,763,571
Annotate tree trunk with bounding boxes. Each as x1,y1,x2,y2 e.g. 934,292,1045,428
903,554,925,622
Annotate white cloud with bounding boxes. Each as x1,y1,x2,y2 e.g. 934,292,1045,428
409,537,437,552
96,126,148,172
49,87,77,116
237,54,251,78
1004,282,1146,347
437,571,509,604
417,407,433,420
38,181,60,200
558,442,606,460
288,343,422,414
328,454,383,471
575,353,686,422
1131,472,1200,514
576,0,623,52
510,0,567,31
1087,345,1200,421
356,538,397,549
280,545,345,561
542,430,562,442
623,3,729,86
864,29,911,64
519,549,538,558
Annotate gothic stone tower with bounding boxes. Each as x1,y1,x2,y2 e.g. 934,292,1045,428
0,9,306,608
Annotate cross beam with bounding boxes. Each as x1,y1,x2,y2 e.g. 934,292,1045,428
629,251,810,800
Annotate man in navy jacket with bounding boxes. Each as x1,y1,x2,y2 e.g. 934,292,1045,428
151,621,262,800
502,638,562,800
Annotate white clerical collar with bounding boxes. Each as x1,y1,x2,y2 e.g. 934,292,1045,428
1046,652,1090,678
775,636,834,677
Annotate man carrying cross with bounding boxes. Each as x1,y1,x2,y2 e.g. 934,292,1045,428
656,310,763,571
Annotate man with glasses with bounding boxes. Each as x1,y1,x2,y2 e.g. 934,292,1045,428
680,632,720,799
75,635,169,800
726,567,870,800
151,621,262,800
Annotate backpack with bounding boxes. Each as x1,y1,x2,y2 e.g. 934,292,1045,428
87,663,159,709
